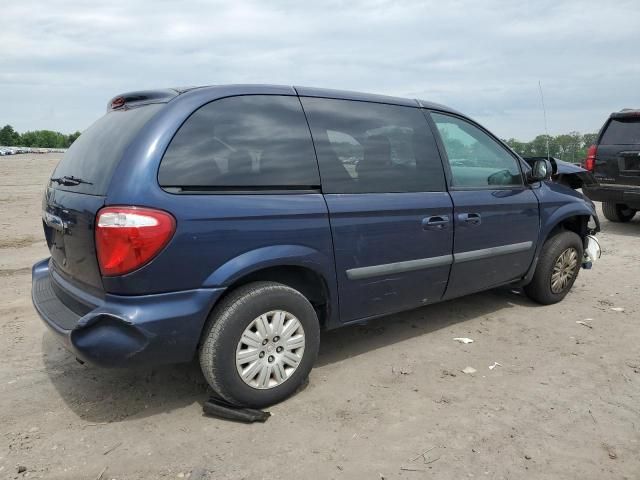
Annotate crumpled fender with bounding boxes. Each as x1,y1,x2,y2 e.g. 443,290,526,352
552,159,584,175
552,159,597,189
522,157,597,189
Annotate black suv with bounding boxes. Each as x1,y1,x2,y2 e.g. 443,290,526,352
583,109,640,222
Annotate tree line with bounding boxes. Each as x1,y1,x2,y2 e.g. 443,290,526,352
504,132,598,164
0,124,81,149
1,121,598,163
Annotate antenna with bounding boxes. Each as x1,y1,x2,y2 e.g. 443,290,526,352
538,81,550,161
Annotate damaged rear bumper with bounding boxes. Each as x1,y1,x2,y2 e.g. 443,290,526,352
31,258,225,367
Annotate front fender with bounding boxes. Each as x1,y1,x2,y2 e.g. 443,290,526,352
517,183,599,286
539,201,598,244
203,245,334,288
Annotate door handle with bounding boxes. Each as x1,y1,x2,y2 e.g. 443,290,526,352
458,212,482,226
422,215,450,230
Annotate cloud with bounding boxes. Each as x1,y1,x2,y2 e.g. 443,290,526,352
1,0,638,139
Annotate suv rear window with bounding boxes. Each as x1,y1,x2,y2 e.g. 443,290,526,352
51,104,163,195
158,95,319,190
600,118,640,145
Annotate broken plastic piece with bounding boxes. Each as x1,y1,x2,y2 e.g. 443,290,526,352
582,235,601,268
203,396,271,423
453,337,474,344
611,307,625,312
488,362,502,370
462,366,477,374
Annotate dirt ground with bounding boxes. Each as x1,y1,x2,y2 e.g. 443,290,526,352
1,153,639,480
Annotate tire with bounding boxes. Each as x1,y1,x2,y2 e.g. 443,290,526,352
524,230,583,305
199,281,320,408
602,202,636,223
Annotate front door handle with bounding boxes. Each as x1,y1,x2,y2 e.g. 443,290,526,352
458,212,482,226
422,215,450,230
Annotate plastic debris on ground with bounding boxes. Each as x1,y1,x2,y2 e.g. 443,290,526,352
203,395,271,423
488,362,502,370
576,320,593,329
453,337,474,344
462,366,477,374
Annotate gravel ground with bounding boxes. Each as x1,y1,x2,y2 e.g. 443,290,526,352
1,154,639,479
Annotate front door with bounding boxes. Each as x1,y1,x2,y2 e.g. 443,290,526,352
301,96,453,322
429,112,539,299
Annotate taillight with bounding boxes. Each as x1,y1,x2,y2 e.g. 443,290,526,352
585,144,597,172
110,96,125,109
95,206,176,276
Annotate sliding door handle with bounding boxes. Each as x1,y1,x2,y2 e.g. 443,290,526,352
458,212,482,226
422,215,450,230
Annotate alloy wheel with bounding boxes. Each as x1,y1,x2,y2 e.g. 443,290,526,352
550,247,579,294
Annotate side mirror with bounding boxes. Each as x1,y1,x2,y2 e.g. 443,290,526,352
528,159,552,183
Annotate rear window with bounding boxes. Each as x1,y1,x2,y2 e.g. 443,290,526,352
158,95,320,190
51,104,163,195
600,118,640,145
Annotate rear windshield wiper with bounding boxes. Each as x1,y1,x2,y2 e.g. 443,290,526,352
51,175,93,186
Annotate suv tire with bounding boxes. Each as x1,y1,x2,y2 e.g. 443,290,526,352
524,231,583,305
602,202,636,223
199,281,320,408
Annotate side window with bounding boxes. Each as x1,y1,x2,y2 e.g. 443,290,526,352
158,95,319,189
430,112,523,188
301,97,446,193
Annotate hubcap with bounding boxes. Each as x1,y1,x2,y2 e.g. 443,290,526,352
235,310,305,390
551,247,579,294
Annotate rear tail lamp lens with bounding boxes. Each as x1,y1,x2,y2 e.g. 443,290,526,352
585,144,597,172
95,206,176,276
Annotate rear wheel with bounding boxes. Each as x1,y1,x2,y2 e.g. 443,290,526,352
199,281,320,408
602,202,636,223
524,231,583,305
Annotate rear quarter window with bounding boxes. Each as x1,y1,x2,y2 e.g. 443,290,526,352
51,104,163,195
600,118,640,145
158,95,319,190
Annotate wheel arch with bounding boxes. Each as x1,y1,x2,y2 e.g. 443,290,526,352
203,245,338,329
540,201,598,245
545,213,591,242
518,204,596,287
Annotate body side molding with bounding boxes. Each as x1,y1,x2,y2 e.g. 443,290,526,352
345,241,534,281
346,255,453,280
453,241,533,264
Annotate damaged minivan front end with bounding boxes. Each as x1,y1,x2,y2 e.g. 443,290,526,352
523,156,599,191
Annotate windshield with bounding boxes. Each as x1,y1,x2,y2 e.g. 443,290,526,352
51,104,163,195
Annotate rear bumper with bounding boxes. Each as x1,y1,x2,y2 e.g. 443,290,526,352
583,184,640,208
31,258,225,367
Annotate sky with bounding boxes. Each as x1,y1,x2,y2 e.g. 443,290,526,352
1,0,639,140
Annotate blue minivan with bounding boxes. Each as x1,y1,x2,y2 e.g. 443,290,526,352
32,85,600,407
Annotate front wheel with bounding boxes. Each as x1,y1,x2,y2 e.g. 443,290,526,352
524,231,583,305
602,202,636,223
199,281,320,408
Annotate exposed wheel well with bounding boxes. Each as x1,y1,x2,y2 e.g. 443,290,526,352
548,215,590,241
223,266,330,328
